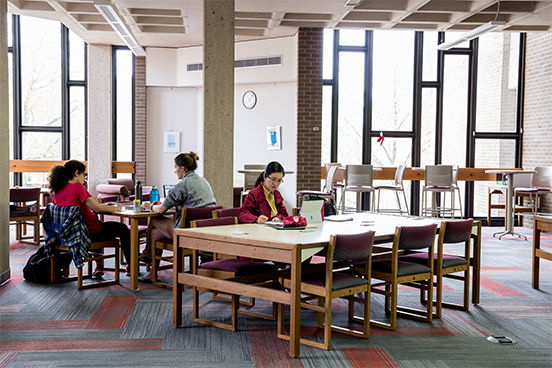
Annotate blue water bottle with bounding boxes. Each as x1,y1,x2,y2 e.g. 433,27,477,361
150,185,160,202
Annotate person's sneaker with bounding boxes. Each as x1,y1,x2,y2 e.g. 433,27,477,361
92,267,104,278
138,254,152,264
125,265,130,276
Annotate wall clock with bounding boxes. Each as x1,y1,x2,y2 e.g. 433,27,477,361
242,90,257,109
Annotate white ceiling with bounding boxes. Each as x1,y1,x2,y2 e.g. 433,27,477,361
7,0,552,48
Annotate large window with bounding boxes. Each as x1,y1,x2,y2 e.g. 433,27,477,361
323,29,525,220
8,14,87,187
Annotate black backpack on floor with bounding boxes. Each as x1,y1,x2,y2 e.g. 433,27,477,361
23,246,72,283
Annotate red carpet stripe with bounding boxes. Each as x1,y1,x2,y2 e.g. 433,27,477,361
342,347,400,368
248,326,304,368
0,304,25,313
480,276,527,297
0,352,18,368
0,320,88,331
0,338,163,352
85,296,137,329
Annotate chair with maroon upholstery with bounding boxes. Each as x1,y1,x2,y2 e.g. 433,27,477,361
400,219,473,318
10,187,41,245
354,224,437,330
278,231,374,350
192,216,278,331
212,207,240,221
151,206,223,289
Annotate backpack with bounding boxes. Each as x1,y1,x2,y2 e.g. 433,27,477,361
23,247,72,283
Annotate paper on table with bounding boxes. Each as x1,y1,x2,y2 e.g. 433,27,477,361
324,215,353,222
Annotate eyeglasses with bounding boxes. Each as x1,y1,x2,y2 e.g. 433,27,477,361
267,176,284,184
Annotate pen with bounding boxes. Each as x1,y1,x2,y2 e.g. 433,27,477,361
116,197,119,205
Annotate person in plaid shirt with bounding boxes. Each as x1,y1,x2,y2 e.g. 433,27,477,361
48,160,131,277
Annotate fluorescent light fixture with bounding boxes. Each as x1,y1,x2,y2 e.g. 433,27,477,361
94,0,146,57
344,0,364,6
436,21,506,51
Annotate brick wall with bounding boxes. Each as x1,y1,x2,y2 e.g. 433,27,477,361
134,56,147,182
522,33,552,220
296,28,324,205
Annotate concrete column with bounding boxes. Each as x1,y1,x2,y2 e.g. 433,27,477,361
203,0,234,208
0,0,9,283
87,45,113,198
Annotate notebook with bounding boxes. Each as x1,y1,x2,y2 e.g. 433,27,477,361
299,200,324,224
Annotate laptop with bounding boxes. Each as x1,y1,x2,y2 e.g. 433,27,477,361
299,200,324,224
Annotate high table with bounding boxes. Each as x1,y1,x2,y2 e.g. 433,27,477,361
172,213,481,357
113,208,174,291
485,170,535,240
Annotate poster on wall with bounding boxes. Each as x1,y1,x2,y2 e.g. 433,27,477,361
163,131,180,153
267,126,282,150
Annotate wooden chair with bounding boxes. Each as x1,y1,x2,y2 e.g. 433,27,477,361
192,216,279,331
152,206,223,289
400,220,473,318
10,187,41,245
278,231,374,350
212,207,239,220
356,224,436,330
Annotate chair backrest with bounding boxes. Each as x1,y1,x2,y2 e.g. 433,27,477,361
212,207,239,219
181,206,224,228
345,164,373,187
191,216,238,228
395,224,437,251
243,164,265,191
512,173,531,188
325,163,344,183
331,230,375,263
324,165,339,192
393,165,406,187
532,166,552,189
10,187,40,204
425,165,453,188
440,219,473,245
451,165,459,186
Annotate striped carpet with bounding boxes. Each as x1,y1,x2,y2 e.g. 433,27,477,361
1,226,551,367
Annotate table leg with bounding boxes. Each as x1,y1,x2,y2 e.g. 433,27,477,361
471,222,481,305
129,218,139,291
289,246,301,358
532,225,540,289
173,236,184,326
493,175,527,240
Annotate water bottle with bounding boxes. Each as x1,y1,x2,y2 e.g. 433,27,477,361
150,185,160,202
135,180,143,203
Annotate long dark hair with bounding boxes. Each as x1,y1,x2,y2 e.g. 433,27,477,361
255,161,285,187
174,151,199,171
48,160,86,194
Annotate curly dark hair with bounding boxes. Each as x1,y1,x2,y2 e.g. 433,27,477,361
48,160,86,194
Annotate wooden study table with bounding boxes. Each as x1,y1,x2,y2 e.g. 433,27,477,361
113,208,174,291
172,213,482,357
532,215,552,289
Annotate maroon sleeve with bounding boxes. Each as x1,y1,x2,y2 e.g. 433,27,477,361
238,189,261,224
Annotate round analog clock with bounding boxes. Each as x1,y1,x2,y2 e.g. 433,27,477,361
242,90,257,109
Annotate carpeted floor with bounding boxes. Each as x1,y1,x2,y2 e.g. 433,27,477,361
1,226,551,368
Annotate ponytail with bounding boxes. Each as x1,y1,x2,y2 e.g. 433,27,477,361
48,160,86,194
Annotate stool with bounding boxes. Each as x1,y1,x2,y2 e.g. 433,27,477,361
487,187,540,227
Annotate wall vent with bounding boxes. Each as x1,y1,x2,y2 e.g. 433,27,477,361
187,55,282,72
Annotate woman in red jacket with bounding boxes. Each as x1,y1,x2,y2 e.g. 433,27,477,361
238,161,289,224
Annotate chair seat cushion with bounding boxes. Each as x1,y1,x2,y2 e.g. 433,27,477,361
399,253,469,268
200,259,277,276
333,182,345,188
345,186,373,191
285,270,369,291
370,259,431,276
296,190,331,197
10,210,37,218
425,186,452,190
373,185,401,190
515,187,551,193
